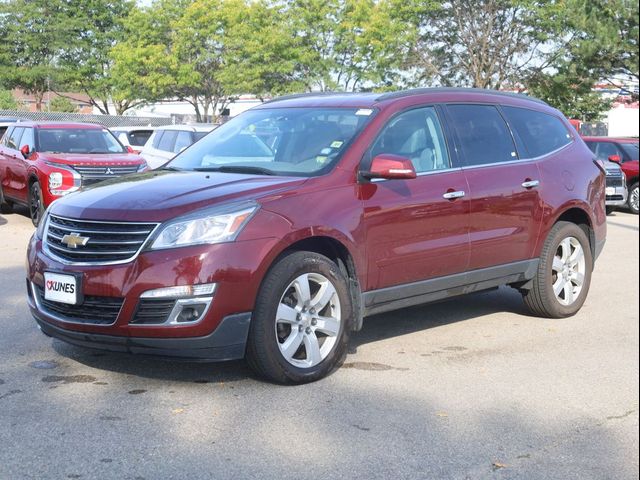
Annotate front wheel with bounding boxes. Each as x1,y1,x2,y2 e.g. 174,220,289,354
522,221,593,318
29,181,45,227
628,182,639,215
246,251,351,384
0,185,12,214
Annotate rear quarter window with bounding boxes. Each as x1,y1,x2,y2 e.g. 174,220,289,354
502,106,573,158
157,130,178,152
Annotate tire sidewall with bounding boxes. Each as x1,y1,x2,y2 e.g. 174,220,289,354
629,182,639,215
29,182,44,227
250,252,352,384
541,222,593,317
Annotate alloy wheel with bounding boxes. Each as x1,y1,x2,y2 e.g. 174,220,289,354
551,237,586,306
275,272,341,368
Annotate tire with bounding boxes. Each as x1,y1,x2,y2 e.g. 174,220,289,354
628,182,639,215
0,185,12,214
29,181,45,227
605,206,614,216
522,221,593,318
246,251,352,384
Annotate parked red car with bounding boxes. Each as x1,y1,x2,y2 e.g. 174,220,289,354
26,89,606,383
0,122,147,225
583,136,639,214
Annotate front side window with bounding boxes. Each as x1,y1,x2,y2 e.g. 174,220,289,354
502,106,572,158
19,128,34,150
36,128,125,154
594,142,621,161
157,130,178,152
369,106,450,173
173,130,193,153
167,107,375,176
6,127,23,150
447,104,518,166
619,142,639,161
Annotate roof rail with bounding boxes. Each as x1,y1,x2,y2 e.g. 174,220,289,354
262,91,353,105
375,87,547,105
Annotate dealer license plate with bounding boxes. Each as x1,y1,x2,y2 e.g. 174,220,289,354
44,272,78,305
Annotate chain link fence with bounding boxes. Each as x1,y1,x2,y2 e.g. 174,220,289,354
0,110,174,128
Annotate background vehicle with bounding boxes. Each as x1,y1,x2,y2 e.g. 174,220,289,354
0,121,147,225
0,117,25,139
140,124,216,169
584,136,639,214
27,89,606,384
601,160,627,215
110,126,155,154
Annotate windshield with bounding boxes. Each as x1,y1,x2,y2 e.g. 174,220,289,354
37,128,126,154
620,142,639,160
167,107,375,176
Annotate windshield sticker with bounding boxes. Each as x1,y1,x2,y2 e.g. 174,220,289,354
316,155,328,164
355,109,373,116
330,141,343,149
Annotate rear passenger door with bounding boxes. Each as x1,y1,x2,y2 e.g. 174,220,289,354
445,104,543,270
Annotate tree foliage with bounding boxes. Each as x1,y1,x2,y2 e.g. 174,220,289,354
0,0,637,120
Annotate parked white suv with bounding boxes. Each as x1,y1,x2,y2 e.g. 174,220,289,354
140,124,216,169
110,126,155,154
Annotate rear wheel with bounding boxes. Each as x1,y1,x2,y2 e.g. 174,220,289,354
522,221,593,318
246,251,351,384
605,206,615,215
628,182,639,215
29,181,45,227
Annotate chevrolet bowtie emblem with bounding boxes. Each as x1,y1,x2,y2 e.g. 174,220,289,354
61,233,90,249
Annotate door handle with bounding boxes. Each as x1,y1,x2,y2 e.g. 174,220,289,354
521,180,540,189
443,190,466,200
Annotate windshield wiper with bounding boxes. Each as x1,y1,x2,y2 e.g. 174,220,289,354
194,166,276,176
158,166,184,171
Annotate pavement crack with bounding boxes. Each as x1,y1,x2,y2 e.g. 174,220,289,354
606,409,636,420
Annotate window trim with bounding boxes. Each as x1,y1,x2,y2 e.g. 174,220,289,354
359,103,456,181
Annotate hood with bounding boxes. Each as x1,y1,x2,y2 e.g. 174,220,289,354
37,152,145,166
49,170,307,222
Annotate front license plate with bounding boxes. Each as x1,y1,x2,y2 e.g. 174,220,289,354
44,272,78,305
606,187,616,195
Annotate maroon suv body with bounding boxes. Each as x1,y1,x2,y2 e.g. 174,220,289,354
26,89,606,383
0,122,147,225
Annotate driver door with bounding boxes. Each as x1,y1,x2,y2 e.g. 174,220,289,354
360,106,470,291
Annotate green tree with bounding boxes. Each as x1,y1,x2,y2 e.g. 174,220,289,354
57,0,136,114
0,0,78,110
0,90,18,110
49,95,78,113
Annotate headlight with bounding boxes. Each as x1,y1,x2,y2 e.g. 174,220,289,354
35,208,50,239
49,172,63,190
148,202,258,250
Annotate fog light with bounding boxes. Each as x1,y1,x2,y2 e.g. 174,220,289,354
140,283,216,299
176,303,208,323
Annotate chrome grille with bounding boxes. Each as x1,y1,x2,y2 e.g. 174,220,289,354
45,214,159,264
606,173,624,188
74,165,140,186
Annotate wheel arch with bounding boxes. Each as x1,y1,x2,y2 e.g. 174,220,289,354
552,206,595,262
263,233,364,331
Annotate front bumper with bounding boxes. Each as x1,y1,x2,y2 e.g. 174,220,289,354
26,233,280,358
33,310,251,361
605,184,628,207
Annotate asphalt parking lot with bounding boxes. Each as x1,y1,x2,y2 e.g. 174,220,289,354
0,207,638,480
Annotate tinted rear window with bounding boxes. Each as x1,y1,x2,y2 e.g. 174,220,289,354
447,104,518,166
127,130,153,147
502,106,572,158
157,130,178,152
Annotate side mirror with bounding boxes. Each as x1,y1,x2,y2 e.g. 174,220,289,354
608,154,621,164
20,145,31,158
126,145,135,154
361,154,417,180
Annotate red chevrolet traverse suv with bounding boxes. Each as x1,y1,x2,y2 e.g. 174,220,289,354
26,89,607,383
0,122,147,225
